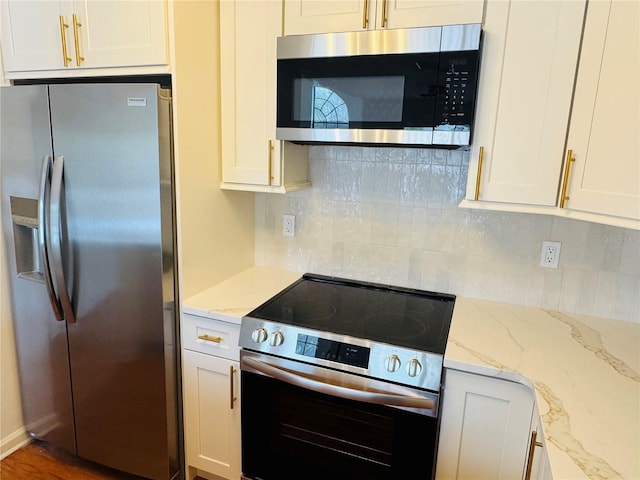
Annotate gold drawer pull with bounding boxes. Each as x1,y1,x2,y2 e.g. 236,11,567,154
229,365,237,409
267,140,274,185
362,0,369,29
560,149,575,208
474,146,485,200
381,0,388,28
198,334,222,343
524,430,544,480
72,14,85,66
59,16,72,67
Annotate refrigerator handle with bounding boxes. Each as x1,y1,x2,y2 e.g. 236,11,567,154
38,156,64,321
49,155,76,324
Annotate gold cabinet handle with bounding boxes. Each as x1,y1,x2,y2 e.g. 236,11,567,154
229,365,237,409
560,149,575,208
72,14,85,66
267,140,274,185
381,0,388,28
59,16,72,67
474,146,485,200
362,0,369,29
197,334,222,343
524,430,544,480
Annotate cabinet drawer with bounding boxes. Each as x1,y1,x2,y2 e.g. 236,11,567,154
182,314,240,361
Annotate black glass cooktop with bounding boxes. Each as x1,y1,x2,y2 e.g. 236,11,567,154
247,273,456,354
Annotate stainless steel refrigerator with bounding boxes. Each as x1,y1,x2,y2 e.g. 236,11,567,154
0,83,181,480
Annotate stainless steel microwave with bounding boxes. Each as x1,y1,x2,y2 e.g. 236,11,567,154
276,24,482,147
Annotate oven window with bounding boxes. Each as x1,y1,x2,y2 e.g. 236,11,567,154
241,371,438,480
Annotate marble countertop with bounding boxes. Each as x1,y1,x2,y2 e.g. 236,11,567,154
182,267,639,480
182,267,302,323
446,298,639,480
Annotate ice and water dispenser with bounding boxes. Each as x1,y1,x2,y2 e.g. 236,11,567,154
9,196,44,283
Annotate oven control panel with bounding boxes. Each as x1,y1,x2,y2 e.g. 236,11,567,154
239,318,443,392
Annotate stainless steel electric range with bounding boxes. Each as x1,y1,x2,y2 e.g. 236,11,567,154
238,273,456,480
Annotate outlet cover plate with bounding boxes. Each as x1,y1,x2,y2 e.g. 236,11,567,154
283,214,295,237
540,241,561,268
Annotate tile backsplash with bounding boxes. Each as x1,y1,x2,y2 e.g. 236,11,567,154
255,146,640,323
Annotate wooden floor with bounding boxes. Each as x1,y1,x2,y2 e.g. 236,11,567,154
0,440,201,480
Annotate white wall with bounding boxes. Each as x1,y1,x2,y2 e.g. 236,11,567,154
172,0,255,299
255,145,640,323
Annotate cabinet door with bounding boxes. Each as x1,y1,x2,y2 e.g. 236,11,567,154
220,0,280,186
0,0,167,74
182,350,241,480
382,0,483,30
70,0,168,69
283,0,484,35
562,0,640,222
436,369,535,480
465,0,585,206
284,0,367,35
524,406,552,480
220,0,310,193
0,1,70,72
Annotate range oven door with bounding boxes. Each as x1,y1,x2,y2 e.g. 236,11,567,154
240,350,440,480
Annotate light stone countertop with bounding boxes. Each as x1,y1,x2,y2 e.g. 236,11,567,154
182,267,639,480
445,298,639,480
181,267,302,323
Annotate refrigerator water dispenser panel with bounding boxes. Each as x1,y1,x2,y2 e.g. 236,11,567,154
10,196,43,283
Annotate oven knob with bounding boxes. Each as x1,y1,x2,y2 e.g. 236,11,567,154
269,330,285,347
406,358,423,377
384,354,401,373
251,327,268,344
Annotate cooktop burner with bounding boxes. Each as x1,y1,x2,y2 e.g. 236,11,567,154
248,273,455,354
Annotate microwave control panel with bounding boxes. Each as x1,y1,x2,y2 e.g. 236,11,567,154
435,51,480,129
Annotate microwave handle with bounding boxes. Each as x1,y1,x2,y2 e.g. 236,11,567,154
242,355,435,410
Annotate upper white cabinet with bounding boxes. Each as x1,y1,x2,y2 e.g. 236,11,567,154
463,0,640,229
220,0,310,193
464,0,585,207
283,0,484,36
0,0,168,76
561,0,640,222
436,368,536,480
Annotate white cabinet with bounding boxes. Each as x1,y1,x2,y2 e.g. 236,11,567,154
561,0,640,223
436,368,536,480
0,0,168,76
220,0,310,193
524,404,553,480
463,0,585,207
462,0,640,229
283,0,484,35
181,314,241,480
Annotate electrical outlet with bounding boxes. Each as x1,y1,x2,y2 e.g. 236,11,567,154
283,214,295,237
539,241,561,268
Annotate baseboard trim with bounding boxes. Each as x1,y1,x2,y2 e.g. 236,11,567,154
0,427,31,460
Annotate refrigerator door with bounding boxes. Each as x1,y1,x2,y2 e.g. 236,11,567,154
0,85,76,453
47,84,179,480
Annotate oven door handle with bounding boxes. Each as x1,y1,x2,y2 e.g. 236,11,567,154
242,355,435,410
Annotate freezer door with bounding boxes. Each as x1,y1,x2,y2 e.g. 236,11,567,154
0,85,76,453
47,84,178,480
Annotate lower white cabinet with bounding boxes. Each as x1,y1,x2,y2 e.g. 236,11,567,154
524,403,553,480
436,368,539,480
182,314,241,480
